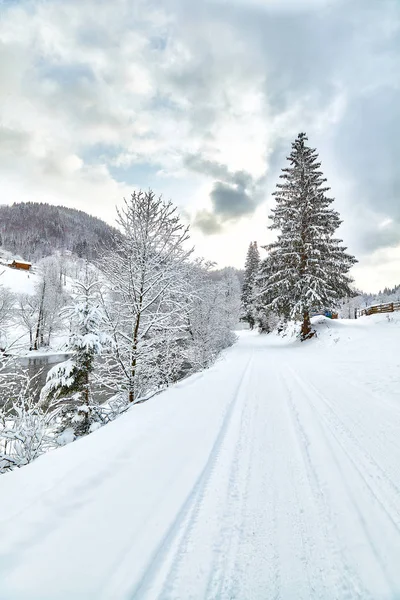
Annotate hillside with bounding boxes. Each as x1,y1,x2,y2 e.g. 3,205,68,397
0,203,119,261
0,314,399,598
0,262,37,296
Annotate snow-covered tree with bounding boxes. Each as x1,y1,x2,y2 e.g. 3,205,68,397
16,293,39,350
241,242,260,329
220,267,241,329
184,261,238,370
0,361,55,472
41,270,109,438
0,285,15,349
255,252,282,333
99,190,193,403
33,257,69,349
258,132,357,340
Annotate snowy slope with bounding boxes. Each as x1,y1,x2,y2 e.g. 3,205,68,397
0,265,38,295
0,315,400,599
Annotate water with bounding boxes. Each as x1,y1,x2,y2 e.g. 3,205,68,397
17,353,71,393
2,354,113,405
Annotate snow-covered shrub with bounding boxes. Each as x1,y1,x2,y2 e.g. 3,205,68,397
256,308,280,334
0,360,55,473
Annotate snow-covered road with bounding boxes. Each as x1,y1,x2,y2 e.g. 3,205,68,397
1,318,400,599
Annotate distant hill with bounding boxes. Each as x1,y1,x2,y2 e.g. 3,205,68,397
0,202,118,261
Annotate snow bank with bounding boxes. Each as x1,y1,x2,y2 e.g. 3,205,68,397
310,312,400,348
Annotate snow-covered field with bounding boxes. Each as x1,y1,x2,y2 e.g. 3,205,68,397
0,265,37,296
0,263,70,354
0,314,399,599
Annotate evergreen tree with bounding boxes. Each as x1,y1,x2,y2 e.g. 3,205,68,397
259,132,357,340
41,269,109,437
253,255,282,334
240,241,260,329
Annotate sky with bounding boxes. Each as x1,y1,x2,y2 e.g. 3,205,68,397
0,0,399,292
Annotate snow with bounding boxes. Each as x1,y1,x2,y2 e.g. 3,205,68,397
0,266,38,295
0,314,400,598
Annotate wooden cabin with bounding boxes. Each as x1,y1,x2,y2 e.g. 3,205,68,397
8,260,32,271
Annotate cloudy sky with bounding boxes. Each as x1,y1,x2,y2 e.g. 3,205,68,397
0,0,399,291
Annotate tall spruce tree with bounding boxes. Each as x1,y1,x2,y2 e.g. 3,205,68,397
259,132,357,340
241,241,260,329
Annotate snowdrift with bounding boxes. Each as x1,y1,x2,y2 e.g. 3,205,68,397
310,312,400,352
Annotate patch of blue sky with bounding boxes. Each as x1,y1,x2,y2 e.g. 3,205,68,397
81,143,119,166
149,35,168,52
149,92,186,114
36,60,95,85
1,0,25,6
109,162,162,188
80,142,162,186
0,0,34,14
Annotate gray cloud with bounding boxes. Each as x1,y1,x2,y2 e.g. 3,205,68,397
0,127,30,157
184,154,253,188
210,182,255,219
192,209,222,235
185,154,264,231
359,222,400,254
333,87,400,219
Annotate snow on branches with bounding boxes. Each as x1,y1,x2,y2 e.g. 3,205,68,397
241,242,260,330
41,268,111,438
258,132,357,340
99,190,194,404
0,359,55,473
184,262,240,370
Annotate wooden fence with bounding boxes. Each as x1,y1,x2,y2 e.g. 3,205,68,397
359,301,400,317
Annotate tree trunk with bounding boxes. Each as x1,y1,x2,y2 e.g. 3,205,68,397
129,272,145,402
34,308,42,350
129,313,141,403
83,361,90,405
34,281,46,350
301,310,313,341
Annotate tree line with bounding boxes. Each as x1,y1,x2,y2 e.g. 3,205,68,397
0,202,118,261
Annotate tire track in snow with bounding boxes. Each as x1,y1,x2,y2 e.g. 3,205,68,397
280,367,372,599
306,366,400,481
291,368,400,536
203,360,260,600
108,354,255,600
222,357,283,600
286,365,400,597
